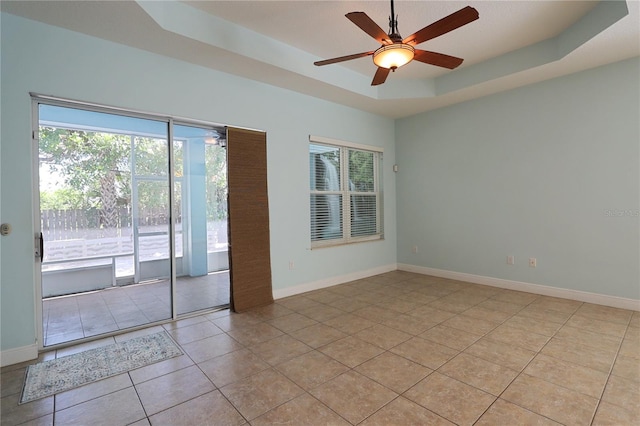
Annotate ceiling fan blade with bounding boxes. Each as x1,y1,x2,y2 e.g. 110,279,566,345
314,51,374,66
371,67,391,86
403,6,479,45
346,12,392,45
413,50,464,69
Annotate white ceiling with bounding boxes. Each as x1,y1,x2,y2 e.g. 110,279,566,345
3,0,639,118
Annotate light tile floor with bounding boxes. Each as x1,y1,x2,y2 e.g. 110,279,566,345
42,272,230,346
2,271,639,425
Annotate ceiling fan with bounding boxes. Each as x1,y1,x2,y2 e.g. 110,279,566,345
314,0,479,86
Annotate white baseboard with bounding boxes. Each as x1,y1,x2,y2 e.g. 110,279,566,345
1,343,38,367
398,264,640,312
273,263,397,300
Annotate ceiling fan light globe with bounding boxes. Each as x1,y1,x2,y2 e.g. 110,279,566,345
373,43,415,69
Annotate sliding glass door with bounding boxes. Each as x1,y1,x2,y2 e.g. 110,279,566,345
173,124,229,315
35,98,228,348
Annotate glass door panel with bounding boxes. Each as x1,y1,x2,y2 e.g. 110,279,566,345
173,124,229,315
37,103,173,346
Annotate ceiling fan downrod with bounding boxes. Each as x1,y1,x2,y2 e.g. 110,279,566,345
388,0,402,42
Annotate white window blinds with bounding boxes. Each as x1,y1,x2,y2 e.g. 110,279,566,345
309,136,383,247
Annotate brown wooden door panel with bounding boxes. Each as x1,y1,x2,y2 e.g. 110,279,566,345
227,127,273,312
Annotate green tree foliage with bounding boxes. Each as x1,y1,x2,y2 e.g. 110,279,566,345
39,127,228,226
39,128,131,228
205,145,227,221
39,187,88,210
349,149,374,191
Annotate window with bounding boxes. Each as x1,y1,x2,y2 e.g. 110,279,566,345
309,136,383,247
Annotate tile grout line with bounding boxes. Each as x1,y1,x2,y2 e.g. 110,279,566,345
587,312,633,426
467,299,583,425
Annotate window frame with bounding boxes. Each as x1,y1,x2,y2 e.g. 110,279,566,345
309,135,384,248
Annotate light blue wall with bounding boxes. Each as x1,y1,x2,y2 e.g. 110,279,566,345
396,57,640,299
0,13,397,353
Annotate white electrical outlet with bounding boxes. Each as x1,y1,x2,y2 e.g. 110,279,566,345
507,255,515,265
529,258,537,267
289,260,294,270
412,245,418,254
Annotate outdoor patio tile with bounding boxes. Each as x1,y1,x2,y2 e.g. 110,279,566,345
165,320,224,345
45,331,85,346
113,325,165,343
162,315,209,331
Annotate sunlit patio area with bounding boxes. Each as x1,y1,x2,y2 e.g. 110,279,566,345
42,271,229,346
